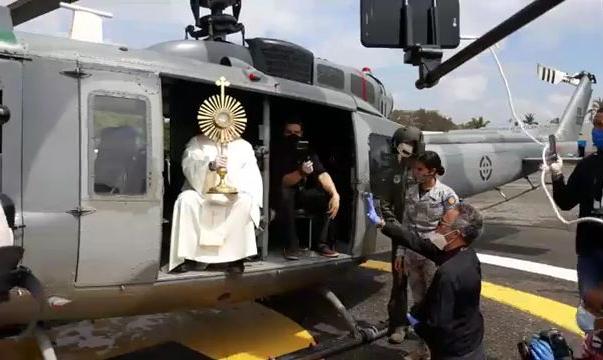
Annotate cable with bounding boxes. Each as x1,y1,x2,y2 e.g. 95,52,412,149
488,46,603,226
489,47,543,145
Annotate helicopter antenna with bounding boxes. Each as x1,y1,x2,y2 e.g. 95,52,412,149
232,0,241,20
190,0,200,26
185,0,244,42
60,2,113,43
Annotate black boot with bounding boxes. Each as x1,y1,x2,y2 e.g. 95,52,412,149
170,260,194,273
226,260,245,274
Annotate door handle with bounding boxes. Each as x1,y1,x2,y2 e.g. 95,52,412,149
66,207,96,217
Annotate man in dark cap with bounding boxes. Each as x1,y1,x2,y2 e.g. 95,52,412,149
368,201,486,360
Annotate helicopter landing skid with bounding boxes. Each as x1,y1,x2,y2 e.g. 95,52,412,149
34,323,57,360
274,287,388,360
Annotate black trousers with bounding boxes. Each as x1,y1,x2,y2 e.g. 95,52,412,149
434,343,486,360
388,239,409,330
275,186,331,251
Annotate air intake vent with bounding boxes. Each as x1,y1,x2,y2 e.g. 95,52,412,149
246,38,314,85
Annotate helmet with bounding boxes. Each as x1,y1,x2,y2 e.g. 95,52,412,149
392,126,424,157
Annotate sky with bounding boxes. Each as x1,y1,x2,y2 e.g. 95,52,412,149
4,0,602,128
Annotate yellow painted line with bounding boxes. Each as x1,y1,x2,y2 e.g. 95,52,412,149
480,282,582,335
362,259,393,272
181,302,314,359
0,302,314,360
361,260,583,336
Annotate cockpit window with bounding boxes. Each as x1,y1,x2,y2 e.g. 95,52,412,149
317,64,345,90
90,95,148,196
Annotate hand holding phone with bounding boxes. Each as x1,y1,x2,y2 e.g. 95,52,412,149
546,134,563,178
547,134,558,165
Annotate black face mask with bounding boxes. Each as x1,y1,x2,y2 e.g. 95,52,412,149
283,134,301,148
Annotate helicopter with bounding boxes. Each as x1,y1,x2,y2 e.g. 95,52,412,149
0,0,593,358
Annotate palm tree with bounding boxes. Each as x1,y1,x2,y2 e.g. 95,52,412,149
523,113,538,125
462,116,490,129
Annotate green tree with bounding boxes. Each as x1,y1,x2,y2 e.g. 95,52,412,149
460,116,490,129
389,108,458,131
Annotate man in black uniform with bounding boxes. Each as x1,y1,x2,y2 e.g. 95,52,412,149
377,126,424,343
547,108,603,352
367,201,485,360
270,118,340,260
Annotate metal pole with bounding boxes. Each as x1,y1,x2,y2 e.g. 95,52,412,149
416,0,566,89
261,96,270,260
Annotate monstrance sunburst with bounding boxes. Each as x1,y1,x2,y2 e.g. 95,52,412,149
197,76,247,194
197,76,247,143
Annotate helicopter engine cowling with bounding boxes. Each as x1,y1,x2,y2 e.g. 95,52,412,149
148,39,253,67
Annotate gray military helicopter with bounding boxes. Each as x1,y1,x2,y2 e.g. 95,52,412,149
0,0,592,358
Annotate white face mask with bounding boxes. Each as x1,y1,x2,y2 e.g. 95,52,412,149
426,232,448,250
397,143,414,158
577,302,595,332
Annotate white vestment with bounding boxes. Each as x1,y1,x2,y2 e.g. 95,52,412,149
168,135,263,271
0,205,13,247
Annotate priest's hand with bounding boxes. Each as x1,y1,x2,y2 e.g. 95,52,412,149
215,154,228,169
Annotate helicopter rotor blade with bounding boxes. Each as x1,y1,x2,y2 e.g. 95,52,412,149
6,0,78,26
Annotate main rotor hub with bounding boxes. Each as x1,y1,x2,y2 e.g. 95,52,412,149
187,0,244,42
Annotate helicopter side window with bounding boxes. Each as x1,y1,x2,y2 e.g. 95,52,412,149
366,81,375,105
90,95,148,196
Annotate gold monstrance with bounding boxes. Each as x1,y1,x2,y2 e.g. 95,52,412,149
197,76,247,194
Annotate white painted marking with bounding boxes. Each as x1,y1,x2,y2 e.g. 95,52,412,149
477,253,577,283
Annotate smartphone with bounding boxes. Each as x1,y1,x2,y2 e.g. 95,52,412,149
548,134,558,162
295,140,310,163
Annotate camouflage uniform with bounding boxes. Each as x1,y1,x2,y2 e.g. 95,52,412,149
379,161,414,334
399,180,460,306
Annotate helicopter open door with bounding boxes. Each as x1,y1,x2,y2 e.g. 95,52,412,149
352,110,400,257
76,67,163,287
0,58,22,239
351,111,376,257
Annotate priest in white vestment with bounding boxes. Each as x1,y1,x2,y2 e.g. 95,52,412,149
168,134,263,273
